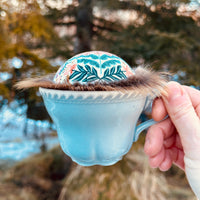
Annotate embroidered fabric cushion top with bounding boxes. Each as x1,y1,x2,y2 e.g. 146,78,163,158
53,51,134,84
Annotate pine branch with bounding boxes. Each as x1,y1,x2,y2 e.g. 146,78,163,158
53,21,76,26
93,17,123,32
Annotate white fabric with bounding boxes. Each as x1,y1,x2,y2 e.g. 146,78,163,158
184,156,200,198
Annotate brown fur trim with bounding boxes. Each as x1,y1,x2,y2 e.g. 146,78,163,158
15,67,170,97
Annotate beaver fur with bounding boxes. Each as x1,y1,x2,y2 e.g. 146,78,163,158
15,67,169,97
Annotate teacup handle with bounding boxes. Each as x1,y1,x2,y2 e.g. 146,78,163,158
133,115,168,142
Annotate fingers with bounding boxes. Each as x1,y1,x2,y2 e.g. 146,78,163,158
144,117,185,171
183,86,200,198
148,146,165,168
183,85,200,118
145,82,200,171
158,148,185,171
144,118,175,157
159,150,173,171
152,83,200,121
173,148,185,170
148,147,184,171
162,82,200,159
183,85,200,109
152,98,167,121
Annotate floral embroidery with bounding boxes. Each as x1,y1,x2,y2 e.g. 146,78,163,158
121,61,134,77
70,64,127,82
54,51,134,84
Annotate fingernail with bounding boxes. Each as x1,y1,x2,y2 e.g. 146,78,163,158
163,82,183,103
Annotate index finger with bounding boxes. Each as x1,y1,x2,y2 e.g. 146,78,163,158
183,86,200,118
152,98,167,121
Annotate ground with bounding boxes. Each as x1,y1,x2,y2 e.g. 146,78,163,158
0,135,196,200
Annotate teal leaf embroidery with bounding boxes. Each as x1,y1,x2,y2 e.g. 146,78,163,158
78,54,99,60
103,77,114,82
78,59,100,68
116,65,121,73
85,65,92,73
102,65,127,82
69,70,81,79
100,54,118,60
70,63,127,83
77,65,85,72
83,76,98,82
74,71,87,81
101,59,121,69
70,64,99,82
92,67,98,77
110,67,115,75
104,68,109,77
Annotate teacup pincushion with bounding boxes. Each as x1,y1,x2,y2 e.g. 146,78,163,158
16,51,168,166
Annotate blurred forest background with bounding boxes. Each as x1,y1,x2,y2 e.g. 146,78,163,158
0,0,200,200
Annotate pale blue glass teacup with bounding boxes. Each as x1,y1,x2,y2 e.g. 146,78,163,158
40,88,161,166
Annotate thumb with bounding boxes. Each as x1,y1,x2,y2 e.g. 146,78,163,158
162,82,200,199
162,82,200,160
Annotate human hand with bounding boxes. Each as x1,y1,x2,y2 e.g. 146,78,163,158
144,81,200,198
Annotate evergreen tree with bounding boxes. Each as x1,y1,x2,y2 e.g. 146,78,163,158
45,0,200,84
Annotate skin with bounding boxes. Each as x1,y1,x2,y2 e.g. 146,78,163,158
144,81,200,171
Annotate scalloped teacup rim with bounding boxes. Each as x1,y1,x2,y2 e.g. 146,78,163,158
39,87,146,102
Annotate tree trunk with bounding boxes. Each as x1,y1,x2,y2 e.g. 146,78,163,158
74,0,93,54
